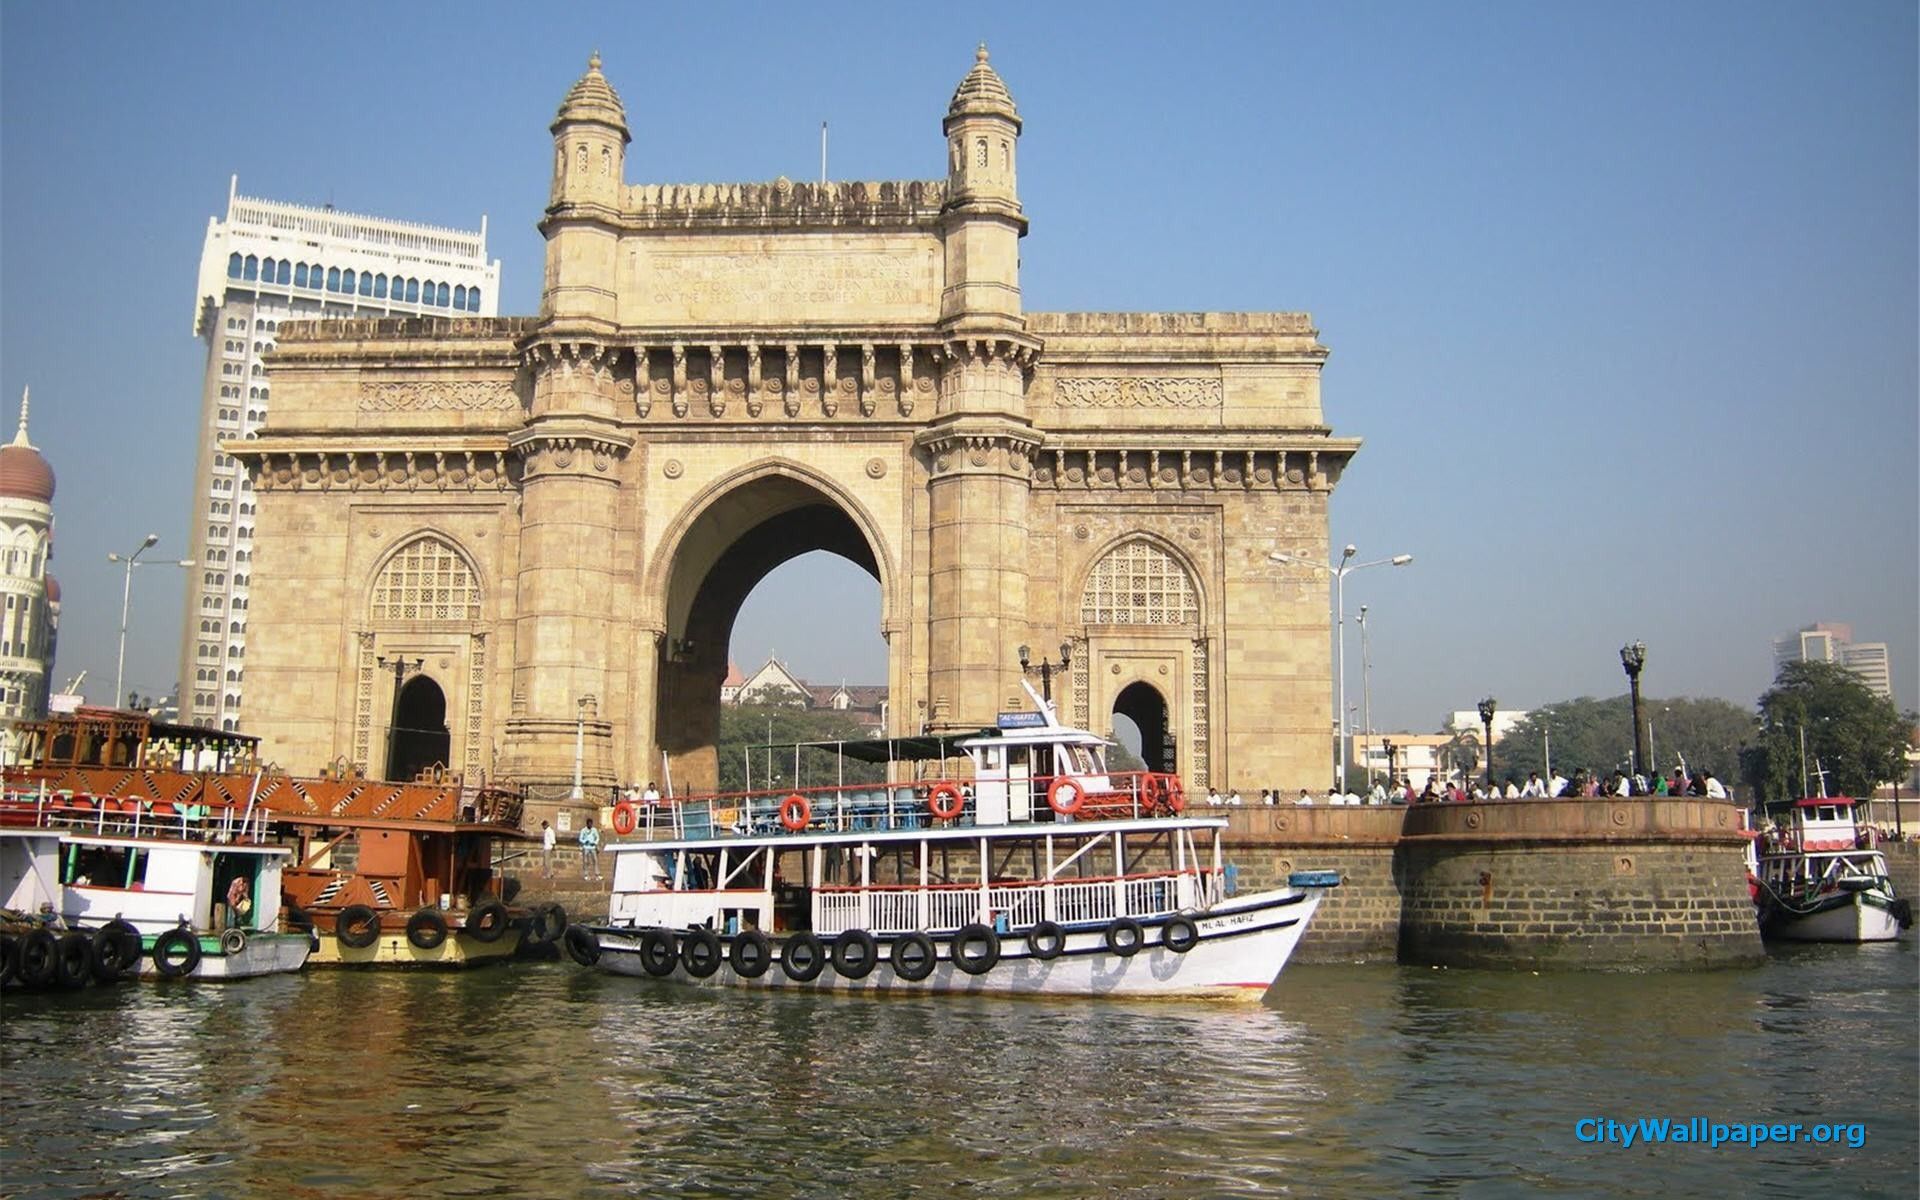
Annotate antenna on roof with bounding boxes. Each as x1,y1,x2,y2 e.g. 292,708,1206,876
820,121,828,184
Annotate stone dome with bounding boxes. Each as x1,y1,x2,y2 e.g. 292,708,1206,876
552,51,630,140
44,574,59,603
947,44,1021,130
0,388,53,504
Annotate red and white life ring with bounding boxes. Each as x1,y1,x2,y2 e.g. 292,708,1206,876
611,802,639,836
928,783,966,821
1048,777,1084,816
1159,775,1185,814
779,793,811,832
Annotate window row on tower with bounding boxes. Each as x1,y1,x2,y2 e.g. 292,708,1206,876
226,253,483,312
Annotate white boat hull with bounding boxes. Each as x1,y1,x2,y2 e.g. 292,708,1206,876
136,930,312,981
1764,890,1905,943
587,886,1321,1001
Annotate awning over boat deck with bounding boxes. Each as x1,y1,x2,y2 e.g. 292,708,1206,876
748,731,998,764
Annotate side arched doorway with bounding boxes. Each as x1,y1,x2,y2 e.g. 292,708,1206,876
387,675,451,782
1113,681,1173,774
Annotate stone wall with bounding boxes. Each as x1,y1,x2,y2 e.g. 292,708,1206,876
1882,841,1919,903
1207,805,1405,963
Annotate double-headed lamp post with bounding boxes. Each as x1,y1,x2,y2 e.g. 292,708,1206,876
1018,641,1072,705
1270,545,1414,791
1620,641,1648,782
108,534,194,710
1477,697,1497,789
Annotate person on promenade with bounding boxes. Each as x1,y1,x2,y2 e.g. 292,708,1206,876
540,820,556,879
1654,773,1670,796
1297,788,1314,806
1502,777,1520,799
1419,779,1441,804
1207,788,1222,806
1548,771,1568,797
578,819,602,882
1520,772,1545,798
1703,772,1728,800
1228,788,1244,806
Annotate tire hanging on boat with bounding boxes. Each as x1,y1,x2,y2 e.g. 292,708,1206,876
680,927,724,978
335,904,382,949
152,927,203,978
927,783,966,821
54,932,92,988
611,801,640,836
729,929,773,978
0,934,17,985
406,907,450,950
563,924,601,966
1025,920,1067,961
1047,778,1084,816
1161,915,1200,953
950,923,1001,975
779,793,811,832
1104,917,1145,958
465,899,510,943
526,903,568,946
831,929,879,979
17,929,57,987
219,927,249,956
91,922,142,981
890,931,937,982
638,928,679,977
780,932,827,982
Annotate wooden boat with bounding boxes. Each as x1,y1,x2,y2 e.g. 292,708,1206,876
3,706,562,970
0,789,309,983
1752,796,1911,942
565,684,1338,1000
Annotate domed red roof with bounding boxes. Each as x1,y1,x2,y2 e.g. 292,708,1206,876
43,574,60,603
0,442,54,503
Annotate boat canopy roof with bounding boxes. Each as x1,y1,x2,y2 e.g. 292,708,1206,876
751,723,1112,766
1763,796,1859,810
607,813,1227,855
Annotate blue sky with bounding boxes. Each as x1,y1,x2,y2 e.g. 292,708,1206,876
1,2,1914,733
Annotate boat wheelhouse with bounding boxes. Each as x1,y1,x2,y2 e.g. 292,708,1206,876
568,687,1336,999
1753,796,1911,943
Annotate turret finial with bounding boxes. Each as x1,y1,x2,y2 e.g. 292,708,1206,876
12,386,28,449
588,50,601,71
976,43,989,63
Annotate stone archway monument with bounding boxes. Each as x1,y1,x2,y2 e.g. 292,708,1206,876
238,48,1359,817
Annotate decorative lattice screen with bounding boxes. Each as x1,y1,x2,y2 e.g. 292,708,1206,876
371,535,481,623
1079,539,1198,625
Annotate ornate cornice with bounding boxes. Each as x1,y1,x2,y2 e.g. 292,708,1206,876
242,446,516,494
1031,440,1361,492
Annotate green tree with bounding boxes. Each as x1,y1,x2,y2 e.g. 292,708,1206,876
1741,661,1915,802
1496,695,1756,784
715,703,889,794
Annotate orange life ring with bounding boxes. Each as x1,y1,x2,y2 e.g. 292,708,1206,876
611,801,639,836
1161,775,1185,814
1048,777,1084,816
779,793,811,832
928,783,965,821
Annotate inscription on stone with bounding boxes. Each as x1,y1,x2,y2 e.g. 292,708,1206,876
642,248,936,323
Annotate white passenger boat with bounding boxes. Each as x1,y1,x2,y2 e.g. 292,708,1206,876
566,687,1337,1000
1752,796,1911,943
1,787,311,982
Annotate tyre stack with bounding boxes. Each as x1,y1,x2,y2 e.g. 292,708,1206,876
0,917,144,991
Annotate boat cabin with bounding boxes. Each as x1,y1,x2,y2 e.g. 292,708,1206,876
1760,796,1871,855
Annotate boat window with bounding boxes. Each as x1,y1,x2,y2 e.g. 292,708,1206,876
982,746,1004,772
63,845,146,889
1065,745,1096,774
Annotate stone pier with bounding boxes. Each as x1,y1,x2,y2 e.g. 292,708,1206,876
1214,798,1766,969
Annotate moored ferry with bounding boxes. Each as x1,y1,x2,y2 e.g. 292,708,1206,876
565,685,1337,999
1752,796,1911,942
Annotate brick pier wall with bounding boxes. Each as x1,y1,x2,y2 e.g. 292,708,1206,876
1882,841,1919,904
1206,798,1765,969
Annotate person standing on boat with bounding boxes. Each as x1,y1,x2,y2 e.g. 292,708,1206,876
578,819,602,881
540,820,556,879
642,781,661,807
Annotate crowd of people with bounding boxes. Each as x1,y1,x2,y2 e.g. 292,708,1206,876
1202,767,1732,807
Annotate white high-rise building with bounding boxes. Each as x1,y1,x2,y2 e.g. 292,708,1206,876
180,178,500,730
1773,622,1895,703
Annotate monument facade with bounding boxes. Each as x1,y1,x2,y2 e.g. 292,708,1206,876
238,49,1360,816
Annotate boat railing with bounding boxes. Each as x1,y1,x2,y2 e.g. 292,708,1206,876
620,770,1188,842
812,871,1203,936
0,787,275,844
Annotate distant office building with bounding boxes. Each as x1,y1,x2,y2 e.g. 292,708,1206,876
0,388,59,745
1774,622,1894,702
180,178,500,730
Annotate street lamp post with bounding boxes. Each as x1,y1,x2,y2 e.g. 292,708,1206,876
1620,641,1648,782
1477,697,1497,789
108,534,194,710
1018,641,1072,706
376,654,423,779
1270,545,1413,792
571,695,593,802
1358,604,1373,784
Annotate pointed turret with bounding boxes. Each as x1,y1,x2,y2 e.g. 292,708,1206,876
548,51,629,211
939,45,1027,326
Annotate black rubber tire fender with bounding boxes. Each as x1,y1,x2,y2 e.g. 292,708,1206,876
1025,920,1067,961
950,923,1001,975
0,934,17,985
563,924,601,967
1105,917,1146,958
406,907,449,950
464,899,510,943
335,904,382,949
527,903,568,946
90,921,142,981
728,929,772,978
780,932,826,982
152,927,203,978
18,929,57,986
831,929,879,979
55,931,92,988
220,928,248,956
1162,915,1200,954
680,927,723,978
638,928,679,977
890,931,937,982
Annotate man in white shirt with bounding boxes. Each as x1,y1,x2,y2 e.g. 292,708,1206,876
1207,788,1222,806
540,820,556,879
1520,772,1546,798
1704,773,1728,800
1228,789,1244,806
1549,772,1569,797
1296,788,1314,806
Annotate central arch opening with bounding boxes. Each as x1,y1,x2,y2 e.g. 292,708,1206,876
657,473,889,792
1113,681,1172,774
388,675,450,782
